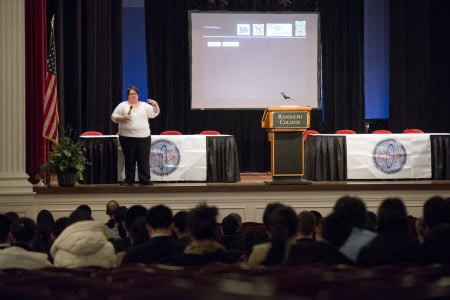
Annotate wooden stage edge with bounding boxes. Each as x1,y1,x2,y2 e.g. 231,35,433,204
34,172,450,194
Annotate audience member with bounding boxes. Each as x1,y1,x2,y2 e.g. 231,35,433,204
0,217,51,269
297,211,316,241
5,211,19,224
288,213,353,266
423,196,450,233
128,216,149,246
52,217,68,240
421,224,450,264
31,209,55,259
333,196,377,262
105,200,120,230
310,210,323,240
122,205,185,265
173,210,191,246
67,207,93,227
221,214,246,251
51,215,116,268
114,206,128,240
0,214,12,249
174,203,243,266
248,204,298,266
415,218,426,244
357,198,420,266
365,211,378,232
76,204,93,220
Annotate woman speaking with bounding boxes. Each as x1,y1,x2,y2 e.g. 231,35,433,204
111,86,160,186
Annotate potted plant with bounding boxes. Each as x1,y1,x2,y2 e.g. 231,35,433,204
41,132,87,187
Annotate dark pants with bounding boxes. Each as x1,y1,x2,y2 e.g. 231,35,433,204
119,136,151,183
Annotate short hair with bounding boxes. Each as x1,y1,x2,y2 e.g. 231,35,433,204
187,203,218,240
106,200,120,217
5,211,19,223
321,213,352,247
11,217,36,244
173,211,188,234
333,196,367,228
377,198,409,233
266,205,298,240
228,213,242,229
262,202,285,228
127,86,140,96
125,205,147,230
222,215,240,235
297,211,316,236
129,216,149,245
67,209,93,226
76,205,92,220
146,205,173,229
423,196,450,229
0,214,12,242
310,210,323,226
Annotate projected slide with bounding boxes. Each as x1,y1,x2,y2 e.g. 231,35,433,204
190,12,319,109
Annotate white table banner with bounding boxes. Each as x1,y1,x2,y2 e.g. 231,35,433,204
346,134,432,179
149,135,207,181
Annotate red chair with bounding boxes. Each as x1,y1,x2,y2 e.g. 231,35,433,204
403,128,424,134
303,129,319,142
336,129,356,134
80,131,103,136
160,130,183,135
371,129,392,134
200,130,220,135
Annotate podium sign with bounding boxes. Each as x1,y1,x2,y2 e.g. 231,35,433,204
262,107,312,184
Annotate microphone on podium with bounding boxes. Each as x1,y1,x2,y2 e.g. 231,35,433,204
280,92,298,106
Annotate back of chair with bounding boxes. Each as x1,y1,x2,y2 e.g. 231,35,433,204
336,129,356,134
403,128,424,134
200,130,220,135
160,130,183,135
371,129,392,134
80,131,103,136
303,129,319,142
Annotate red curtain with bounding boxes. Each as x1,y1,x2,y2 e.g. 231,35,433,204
25,0,46,183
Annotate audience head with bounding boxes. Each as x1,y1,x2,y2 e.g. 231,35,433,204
106,200,119,218
228,213,242,230
67,208,93,227
52,217,68,240
36,210,55,227
423,196,450,230
11,217,37,245
310,210,323,224
129,216,149,245
297,210,316,238
125,205,147,237
33,209,55,249
415,218,426,244
377,198,409,233
262,202,285,228
321,213,352,247
76,205,93,220
173,211,189,236
333,196,367,228
5,211,19,224
146,204,173,230
422,224,450,264
0,214,12,243
222,214,240,236
187,203,218,241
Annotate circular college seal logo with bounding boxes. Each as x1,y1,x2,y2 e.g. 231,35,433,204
150,139,180,176
372,138,407,174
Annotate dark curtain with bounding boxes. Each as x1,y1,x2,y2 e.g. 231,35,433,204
47,0,123,136
390,0,450,133
320,0,365,133
25,0,46,183
144,0,365,172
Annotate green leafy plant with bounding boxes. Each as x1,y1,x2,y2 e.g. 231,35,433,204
41,132,87,180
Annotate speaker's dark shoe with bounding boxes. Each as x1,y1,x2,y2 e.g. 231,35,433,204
120,182,134,186
140,181,153,186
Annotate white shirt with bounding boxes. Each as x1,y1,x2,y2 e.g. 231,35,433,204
111,101,159,138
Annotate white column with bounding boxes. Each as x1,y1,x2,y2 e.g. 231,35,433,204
0,0,33,195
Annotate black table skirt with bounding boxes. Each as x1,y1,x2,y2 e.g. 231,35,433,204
80,135,241,184
304,134,450,181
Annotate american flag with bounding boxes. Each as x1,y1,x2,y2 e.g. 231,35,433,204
43,17,59,144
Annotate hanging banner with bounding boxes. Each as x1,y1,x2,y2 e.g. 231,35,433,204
346,134,431,179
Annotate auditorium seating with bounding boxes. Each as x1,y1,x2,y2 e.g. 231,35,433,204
371,129,393,134
199,130,221,135
1,264,449,299
403,128,424,134
160,130,183,135
80,131,103,136
336,129,357,134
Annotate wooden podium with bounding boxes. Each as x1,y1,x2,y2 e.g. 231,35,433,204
262,106,312,184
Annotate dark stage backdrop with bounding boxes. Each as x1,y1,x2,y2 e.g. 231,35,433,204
37,0,450,176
